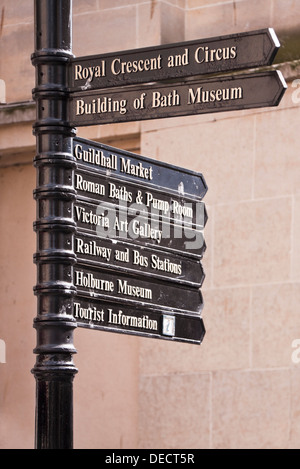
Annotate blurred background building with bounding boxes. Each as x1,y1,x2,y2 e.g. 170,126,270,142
0,0,300,449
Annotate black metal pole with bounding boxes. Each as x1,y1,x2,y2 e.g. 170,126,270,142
31,0,77,449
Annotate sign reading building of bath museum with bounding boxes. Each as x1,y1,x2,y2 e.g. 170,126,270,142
70,70,286,127
73,138,207,343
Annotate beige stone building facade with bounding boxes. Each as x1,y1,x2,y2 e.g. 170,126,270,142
1,0,300,449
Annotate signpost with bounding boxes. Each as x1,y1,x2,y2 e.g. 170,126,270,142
32,0,287,450
32,0,77,449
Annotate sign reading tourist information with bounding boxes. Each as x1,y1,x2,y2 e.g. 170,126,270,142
73,138,207,343
70,29,280,91
70,70,287,127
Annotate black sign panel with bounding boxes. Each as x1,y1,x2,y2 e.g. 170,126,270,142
74,199,206,257
70,70,287,127
74,296,205,344
73,137,207,200
74,265,203,314
75,232,205,288
75,166,207,229
70,29,280,91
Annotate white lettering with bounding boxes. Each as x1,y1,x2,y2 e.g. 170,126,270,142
111,55,162,76
108,310,158,332
149,454,195,464
75,206,109,228
75,271,114,292
75,237,112,262
74,62,106,82
73,144,117,171
120,158,153,181
75,97,127,116
188,85,242,104
75,174,105,196
109,182,133,202
151,254,182,275
117,279,152,300
114,248,129,263
152,89,180,108
172,201,193,218
74,302,104,323
168,49,189,68
133,250,148,268
131,220,162,243
145,192,170,215
195,45,237,64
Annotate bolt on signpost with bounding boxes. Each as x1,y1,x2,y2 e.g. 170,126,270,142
32,0,286,449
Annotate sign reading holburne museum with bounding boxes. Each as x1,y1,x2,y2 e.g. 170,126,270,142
70,70,287,127
75,266,203,313
70,28,280,91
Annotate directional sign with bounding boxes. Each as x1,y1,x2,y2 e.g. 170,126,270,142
73,137,208,200
74,296,205,344
74,265,203,313
70,28,280,92
74,199,206,257
70,70,287,127
75,232,205,287
75,166,207,229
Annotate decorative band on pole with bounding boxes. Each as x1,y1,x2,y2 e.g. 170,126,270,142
32,0,77,449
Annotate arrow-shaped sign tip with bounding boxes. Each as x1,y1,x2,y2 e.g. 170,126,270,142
268,27,281,49
275,69,288,105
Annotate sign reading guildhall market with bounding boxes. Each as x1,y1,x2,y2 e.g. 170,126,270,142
31,0,286,449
